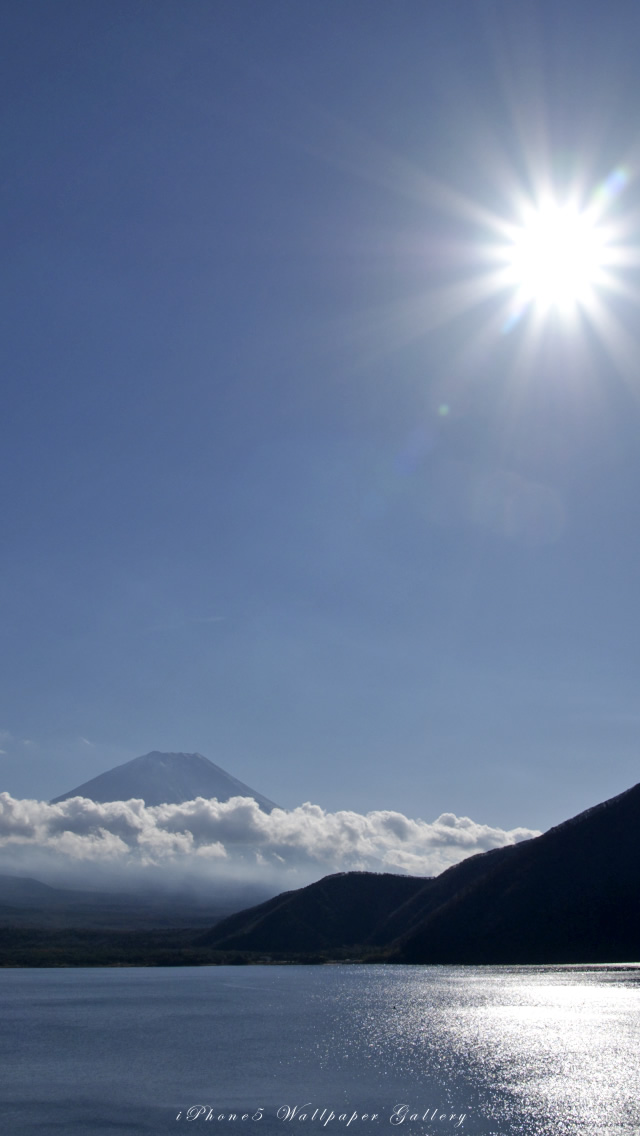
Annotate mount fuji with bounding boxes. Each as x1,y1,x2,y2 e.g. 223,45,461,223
50,750,279,811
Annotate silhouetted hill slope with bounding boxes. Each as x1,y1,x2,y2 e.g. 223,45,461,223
51,751,278,811
200,782,640,963
396,781,640,963
370,844,518,945
200,849,528,954
200,872,432,952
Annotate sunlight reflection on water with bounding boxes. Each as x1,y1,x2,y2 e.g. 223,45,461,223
1,965,639,1136
333,966,640,1135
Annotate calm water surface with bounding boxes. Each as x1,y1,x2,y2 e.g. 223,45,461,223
2,964,639,1136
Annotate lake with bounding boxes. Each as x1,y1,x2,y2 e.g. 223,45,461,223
1,964,639,1135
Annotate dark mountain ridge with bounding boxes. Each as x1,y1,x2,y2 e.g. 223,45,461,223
202,781,640,963
200,871,432,953
397,779,640,963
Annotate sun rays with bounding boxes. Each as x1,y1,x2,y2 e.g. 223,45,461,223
404,162,640,399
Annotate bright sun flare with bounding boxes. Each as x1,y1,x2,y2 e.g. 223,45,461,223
506,202,607,310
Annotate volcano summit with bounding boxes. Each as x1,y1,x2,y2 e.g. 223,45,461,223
50,750,278,811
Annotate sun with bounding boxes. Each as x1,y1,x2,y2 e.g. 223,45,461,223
504,200,608,312
369,156,634,370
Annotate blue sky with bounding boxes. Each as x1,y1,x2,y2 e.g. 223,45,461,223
2,0,640,833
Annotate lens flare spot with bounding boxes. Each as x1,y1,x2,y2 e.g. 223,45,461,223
593,166,629,209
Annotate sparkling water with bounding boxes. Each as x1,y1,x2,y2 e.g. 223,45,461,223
1,964,639,1135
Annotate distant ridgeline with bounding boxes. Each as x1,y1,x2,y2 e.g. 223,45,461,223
50,751,279,811
201,781,640,964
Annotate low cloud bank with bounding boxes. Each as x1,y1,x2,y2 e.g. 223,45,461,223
0,793,539,892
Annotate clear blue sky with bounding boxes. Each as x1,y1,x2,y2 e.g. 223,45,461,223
2,0,640,832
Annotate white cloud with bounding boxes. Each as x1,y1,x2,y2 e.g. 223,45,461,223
0,792,539,892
